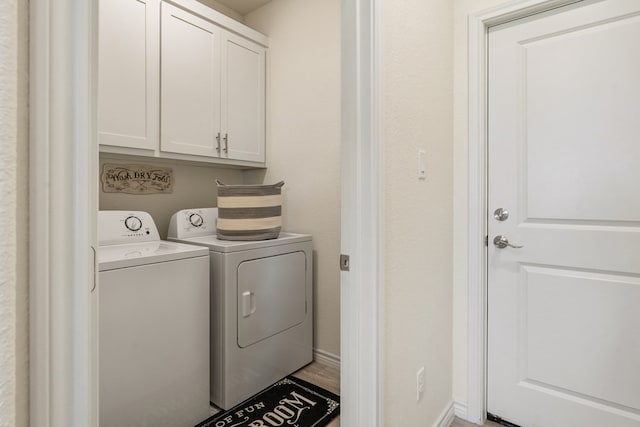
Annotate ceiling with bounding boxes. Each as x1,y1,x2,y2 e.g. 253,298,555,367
214,0,272,16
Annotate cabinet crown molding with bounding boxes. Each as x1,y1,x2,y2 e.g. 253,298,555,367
165,0,269,47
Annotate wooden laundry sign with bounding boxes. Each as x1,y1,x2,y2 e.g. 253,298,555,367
101,163,174,194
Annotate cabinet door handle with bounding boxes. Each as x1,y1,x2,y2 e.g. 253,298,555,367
216,132,221,152
223,133,228,153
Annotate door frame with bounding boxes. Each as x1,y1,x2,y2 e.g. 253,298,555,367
341,0,384,425
30,0,99,425
30,0,383,425
466,0,584,424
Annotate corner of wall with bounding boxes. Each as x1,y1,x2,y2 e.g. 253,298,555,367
243,0,342,357
0,0,30,425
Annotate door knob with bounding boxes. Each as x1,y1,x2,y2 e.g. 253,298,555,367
493,235,523,249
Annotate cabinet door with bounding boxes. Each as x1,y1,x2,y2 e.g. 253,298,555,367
161,3,222,157
98,0,159,150
221,33,266,163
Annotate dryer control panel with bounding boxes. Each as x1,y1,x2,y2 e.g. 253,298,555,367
99,211,160,246
167,208,218,239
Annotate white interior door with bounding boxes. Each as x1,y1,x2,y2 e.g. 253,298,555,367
487,1,640,426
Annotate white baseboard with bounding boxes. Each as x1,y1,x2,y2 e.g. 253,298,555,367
433,400,455,427
454,400,468,421
313,348,341,370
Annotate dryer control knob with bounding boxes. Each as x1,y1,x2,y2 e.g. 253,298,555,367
124,215,143,232
189,213,204,227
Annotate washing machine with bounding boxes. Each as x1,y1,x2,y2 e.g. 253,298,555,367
167,208,313,410
98,211,210,427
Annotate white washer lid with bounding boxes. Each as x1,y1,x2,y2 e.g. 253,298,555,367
98,241,209,271
168,232,312,253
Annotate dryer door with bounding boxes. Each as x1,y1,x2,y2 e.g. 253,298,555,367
237,251,307,348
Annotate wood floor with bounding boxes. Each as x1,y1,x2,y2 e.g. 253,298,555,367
292,360,341,426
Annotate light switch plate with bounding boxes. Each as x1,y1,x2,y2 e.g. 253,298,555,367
418,150,426,180
417,366,425,401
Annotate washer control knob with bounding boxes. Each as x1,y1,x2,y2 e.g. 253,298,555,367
189,213,204,227
124,215,143,232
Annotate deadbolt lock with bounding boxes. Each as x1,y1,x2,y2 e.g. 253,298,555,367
494,208,509,221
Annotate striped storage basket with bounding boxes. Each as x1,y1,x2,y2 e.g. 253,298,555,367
216,180,284,240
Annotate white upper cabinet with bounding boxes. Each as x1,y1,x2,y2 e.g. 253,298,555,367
161,3,222,157
98,0,268,167
222,34,266,163
98,0,159,150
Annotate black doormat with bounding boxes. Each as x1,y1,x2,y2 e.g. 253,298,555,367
195,376,340,427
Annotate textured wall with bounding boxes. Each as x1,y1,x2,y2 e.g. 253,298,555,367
243,0,342,358
382,0,454,424
0,0,29,425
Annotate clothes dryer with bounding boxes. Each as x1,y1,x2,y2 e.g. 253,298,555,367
98,211,210,427
167,208,313,409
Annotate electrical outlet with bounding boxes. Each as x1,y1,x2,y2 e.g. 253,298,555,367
416,367,425,401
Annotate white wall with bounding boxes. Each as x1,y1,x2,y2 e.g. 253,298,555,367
452,0,508,409
0,0,29,425
99,157,244,239
243,0,342,358
382,0,454,424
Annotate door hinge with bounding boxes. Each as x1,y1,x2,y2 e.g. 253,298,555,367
485,235,488,247
340,254,350,271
